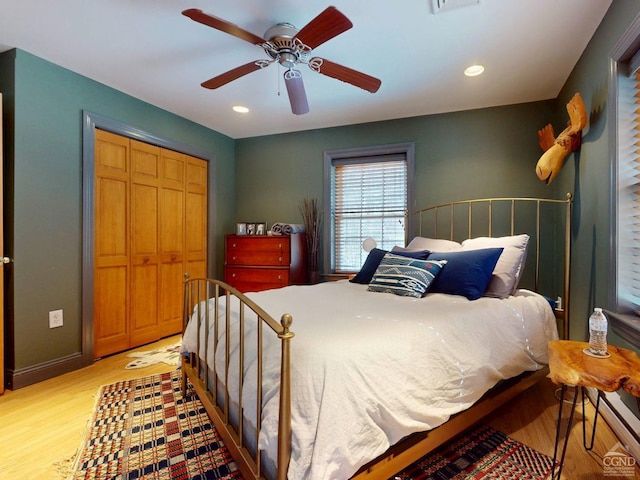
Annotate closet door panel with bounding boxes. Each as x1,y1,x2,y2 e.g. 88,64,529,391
186,156,208,279
130,141,161,346
95,178,128,259
130,263,158,345
160,187,184,256
158,150,185,337
159,261,183,337
94,266,128,358
94,130,129,357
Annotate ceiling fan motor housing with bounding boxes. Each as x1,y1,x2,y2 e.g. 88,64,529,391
263,23,310,67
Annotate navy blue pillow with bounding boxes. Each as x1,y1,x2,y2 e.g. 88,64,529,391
427,248,504,300
350,248,431,284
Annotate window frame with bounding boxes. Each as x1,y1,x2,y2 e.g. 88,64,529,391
323,142,415,274
608,13,640,348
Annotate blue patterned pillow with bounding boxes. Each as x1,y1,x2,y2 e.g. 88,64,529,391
367,253,447,298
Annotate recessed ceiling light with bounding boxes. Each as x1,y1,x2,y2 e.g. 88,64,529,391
233,105,249,113
464,65,485,77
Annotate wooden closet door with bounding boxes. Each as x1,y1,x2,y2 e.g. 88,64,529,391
130,140,160,347
93,131,207,355
158,149,186,338
186,155,208,280
94,130,130,358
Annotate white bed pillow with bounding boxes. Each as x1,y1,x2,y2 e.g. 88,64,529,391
461,234,530,298
406,236,462,252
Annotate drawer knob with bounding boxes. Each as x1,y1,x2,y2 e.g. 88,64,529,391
279,256,282,263
278,275,282,280
232,273,236,278
232,243,236,248
232,256,236,261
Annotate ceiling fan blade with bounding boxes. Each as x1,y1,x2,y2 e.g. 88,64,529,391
294,6,353,50
310,58,381,93
182,9,266,45
284,70,309,115
201,61,264,89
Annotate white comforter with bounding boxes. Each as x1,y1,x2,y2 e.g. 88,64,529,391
181,280,558,480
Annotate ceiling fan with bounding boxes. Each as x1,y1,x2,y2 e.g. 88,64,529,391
182,6,382,115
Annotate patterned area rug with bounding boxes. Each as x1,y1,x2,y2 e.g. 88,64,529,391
69,370,241,480
125,342,182,369
70,370,555,480
392,424,557,480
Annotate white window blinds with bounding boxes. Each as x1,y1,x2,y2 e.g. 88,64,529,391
616,69,640,311
332,156,407,272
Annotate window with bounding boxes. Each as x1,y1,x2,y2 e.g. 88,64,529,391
323,143,415,273
609,15,640,347
614,69,640,313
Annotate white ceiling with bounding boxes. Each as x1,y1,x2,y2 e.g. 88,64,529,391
0,0,612,139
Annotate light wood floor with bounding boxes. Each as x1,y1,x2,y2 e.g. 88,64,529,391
0,335,180,480
0,336,637,480
485,379,639,480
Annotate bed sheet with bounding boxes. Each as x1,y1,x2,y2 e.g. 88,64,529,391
181,280,558,480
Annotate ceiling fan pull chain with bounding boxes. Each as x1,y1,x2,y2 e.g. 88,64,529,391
277,64,281,96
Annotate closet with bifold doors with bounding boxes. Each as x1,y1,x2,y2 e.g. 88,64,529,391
93,129,207,358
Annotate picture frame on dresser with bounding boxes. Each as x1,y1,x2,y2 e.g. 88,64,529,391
247,223,256,235
256,222,266,235
236,222,247,235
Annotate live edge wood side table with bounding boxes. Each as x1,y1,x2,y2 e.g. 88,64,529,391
547,340,640,479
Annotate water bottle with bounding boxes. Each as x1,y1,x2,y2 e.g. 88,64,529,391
588,307,608,356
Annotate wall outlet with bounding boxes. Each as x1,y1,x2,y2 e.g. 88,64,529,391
49,309,63,328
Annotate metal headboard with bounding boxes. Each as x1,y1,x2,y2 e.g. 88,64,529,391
414,194,573,339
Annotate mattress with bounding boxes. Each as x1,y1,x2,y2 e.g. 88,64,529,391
181,280,558,479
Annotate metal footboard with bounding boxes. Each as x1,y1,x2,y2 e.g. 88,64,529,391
181,276,293,480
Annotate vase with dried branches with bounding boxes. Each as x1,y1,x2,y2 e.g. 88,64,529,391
299,197,322,284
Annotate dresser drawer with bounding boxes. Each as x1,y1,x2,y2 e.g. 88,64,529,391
226,236,290,266
225,267,289,292
223,233,306,292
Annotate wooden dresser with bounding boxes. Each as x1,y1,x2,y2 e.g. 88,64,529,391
224,233,307,293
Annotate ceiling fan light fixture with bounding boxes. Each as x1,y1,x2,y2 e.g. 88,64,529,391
464,64,485,77
278,51,298,68
233,105,249,113
284,69,309,115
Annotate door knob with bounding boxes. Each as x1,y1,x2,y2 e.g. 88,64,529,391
2,257,12,264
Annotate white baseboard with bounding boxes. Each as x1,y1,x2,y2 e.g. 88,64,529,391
586,388,640,461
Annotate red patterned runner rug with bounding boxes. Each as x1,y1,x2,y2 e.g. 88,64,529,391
69,370,242,480
70,370,556,479
393,424,557,480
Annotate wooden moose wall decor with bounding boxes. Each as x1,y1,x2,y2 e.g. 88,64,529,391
536,92,587,185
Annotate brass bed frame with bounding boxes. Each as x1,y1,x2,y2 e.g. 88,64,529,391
181,194,573,480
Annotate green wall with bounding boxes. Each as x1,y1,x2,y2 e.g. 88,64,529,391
556,0,640,345
554,0,640,418
235,102,558,224
1,49,236,381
